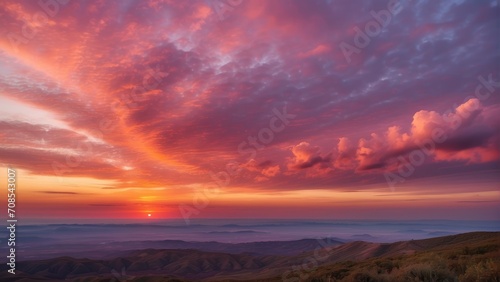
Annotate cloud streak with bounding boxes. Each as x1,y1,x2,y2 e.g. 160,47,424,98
0,0,499,219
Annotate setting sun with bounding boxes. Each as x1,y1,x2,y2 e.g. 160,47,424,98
0,0,499,280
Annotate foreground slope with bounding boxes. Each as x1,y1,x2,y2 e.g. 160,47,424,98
0,232,498,281
229,232,500,281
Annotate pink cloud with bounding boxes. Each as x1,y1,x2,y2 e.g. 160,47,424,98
262,164,280,177
336,98,500,172
279,98,498,179
334,137,357,169
286,142,332,177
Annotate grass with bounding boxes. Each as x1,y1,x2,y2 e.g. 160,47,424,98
294,235,500,282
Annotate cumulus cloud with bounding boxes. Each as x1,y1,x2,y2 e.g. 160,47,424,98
334,137,357,169
0,0,498,192
284,98,499,178
287,142,331,170
335,98,500,172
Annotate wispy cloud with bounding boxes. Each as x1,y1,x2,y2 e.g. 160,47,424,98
0,0,499,219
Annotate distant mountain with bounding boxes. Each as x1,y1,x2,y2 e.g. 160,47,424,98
206,230,268,234
0,232,498,281
350,234,378,240
1,237,344,261
397,229,427,233
427,231,456,236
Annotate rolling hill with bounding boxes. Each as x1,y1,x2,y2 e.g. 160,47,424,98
0,232,498,281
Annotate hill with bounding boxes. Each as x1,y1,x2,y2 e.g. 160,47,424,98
273,231,500,282
0,232,498,281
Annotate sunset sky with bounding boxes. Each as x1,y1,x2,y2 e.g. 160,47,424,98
0,0,499,221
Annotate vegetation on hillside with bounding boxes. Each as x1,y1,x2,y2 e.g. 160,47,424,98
1,232,498,281
298,235,500,282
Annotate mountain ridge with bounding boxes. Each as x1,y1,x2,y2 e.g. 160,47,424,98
0,231,498,281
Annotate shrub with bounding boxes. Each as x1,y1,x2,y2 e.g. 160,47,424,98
396,263,457,282
375,260,395,274
330,268,350,280
343,269,388,282
351,271,376,282
459,260,500,282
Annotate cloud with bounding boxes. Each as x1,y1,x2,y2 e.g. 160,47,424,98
278,97,498,189
0,0,498,195
241,159,281,178
38,191,80,195
338,98,500,172
287,142,331,170
88,204,127,207
262,165,281,177
334,137,357,169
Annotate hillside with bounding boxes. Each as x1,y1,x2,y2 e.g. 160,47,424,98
272,232,500,282
0,232,498,281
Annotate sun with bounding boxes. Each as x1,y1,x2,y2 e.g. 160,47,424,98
147,213,152,217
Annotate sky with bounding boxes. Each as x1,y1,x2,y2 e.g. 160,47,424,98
0,0,499,221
